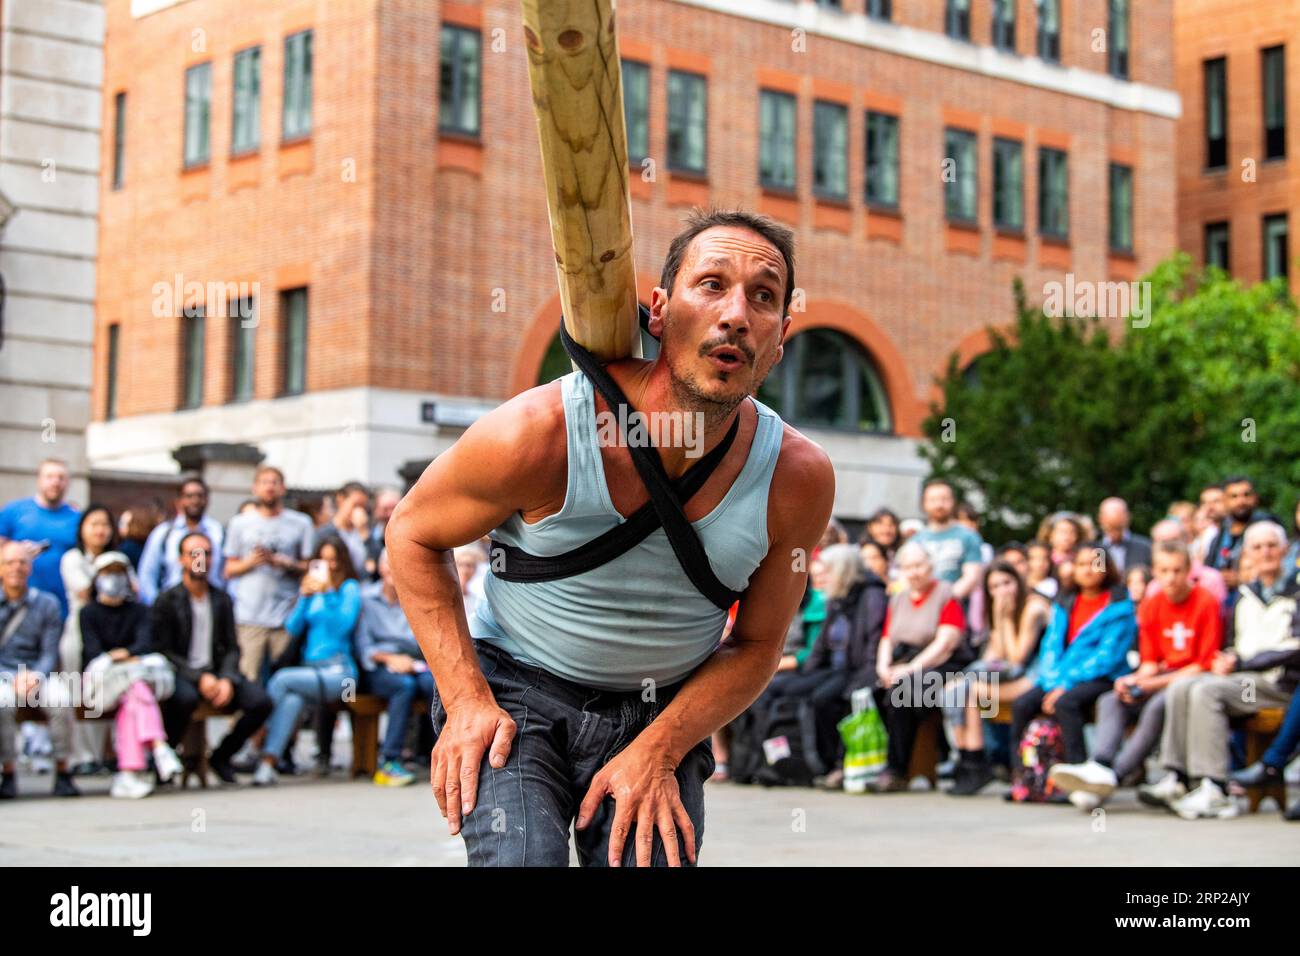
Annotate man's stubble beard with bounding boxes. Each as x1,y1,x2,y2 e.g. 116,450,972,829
662,308,777,432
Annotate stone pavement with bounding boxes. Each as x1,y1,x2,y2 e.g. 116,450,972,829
2,769,1295,866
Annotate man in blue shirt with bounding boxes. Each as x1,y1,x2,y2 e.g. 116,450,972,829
0,459,81,618
137,475,225,604
911,479,985,601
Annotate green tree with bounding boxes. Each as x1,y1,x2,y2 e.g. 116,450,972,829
922,255,1300,543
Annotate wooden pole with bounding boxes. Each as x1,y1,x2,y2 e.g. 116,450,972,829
520,0,641,361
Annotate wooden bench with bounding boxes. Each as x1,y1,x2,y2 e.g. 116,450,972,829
905,710,944,788
1237,708,1286,813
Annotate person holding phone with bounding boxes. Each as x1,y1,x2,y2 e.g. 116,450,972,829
253,540,361,786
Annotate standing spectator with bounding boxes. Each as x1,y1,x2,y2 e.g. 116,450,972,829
1045,513,1086,566
956,503,996,564
366,487,403,574
872,542,969,792
137,475,225,605
1284,499,1300,588
0,458,81,618
254,540,361,786
1145,518,1228,605
1026,541,1059,600
357,549,432,787
1010,544,1137,780
864,508,902,563
59,504,121,774
223,466,315,681
117,506,158,571
912,480,984,601
313,482,370,577
1142,522,1300,820
1193,483,1227,565
1167,501,1197,530
1095,497,1152,573
152,531,272,785
995,543,1029,582
0,541,80,798
1204,476,1274,587
947,560,1051,795
79,551,183,798
454,544,486,622
1050,541,1221,809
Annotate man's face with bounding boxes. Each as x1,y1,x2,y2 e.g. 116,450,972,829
253,470,285,507
899,551,933,593
180,535,210,581
1,544,32,593
1246,532,1283,577
1153,551,1191,602
1225,482,1258,522
649,226,790,414
922,485,954,523
1200,488,1225,521
36,463,69,505
178,482,208,521
1099,501,1128,536
373,492,400,525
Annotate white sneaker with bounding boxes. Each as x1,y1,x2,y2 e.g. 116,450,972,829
252,761,278,787
1173,780,1239,820
152,743,183,783
1050,760,1118,798
1068,790,1103,811
110,771,154,800
1137,771,1187,809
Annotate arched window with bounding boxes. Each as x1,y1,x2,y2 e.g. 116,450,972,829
757,328,893,433
536,316,661,385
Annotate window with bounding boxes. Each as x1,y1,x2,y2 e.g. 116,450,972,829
538,322,659,385
945,0,971,41
1204,221,1230,272
867,0,891,20
281,288,308,396
1263,214,1289,281
231,46,261,154
667,70,707,174
865,111,899,208
1263,46,1286,160
993,0,1016,52
283,30,313,140
111,92,125,189
439,26,479,137
814,101,848,200
1109,163,1133,253
1037,0,1061,62
992,138,1023,231
1108,0,1129,80
759,91,797,191
229,297,256,403
180,306,205,410
183,62,211,168
622,60,649,164
757,329,893,433
106,324,120,421
1038,147,1069,239
814,0,842,7
1204,58,1227,169
944,127,977,223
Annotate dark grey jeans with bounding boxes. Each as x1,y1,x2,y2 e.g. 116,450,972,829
430,640,715,867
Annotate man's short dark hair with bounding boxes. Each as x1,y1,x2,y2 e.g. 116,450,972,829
177,530,212,557
1201,482,1224,493
177,473,208,497
336,481,369,500
922,478,955,500
660,208,796,317
1222,475,1254,490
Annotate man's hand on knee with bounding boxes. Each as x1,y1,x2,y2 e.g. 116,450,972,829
430,697,516,836
575,741,696,868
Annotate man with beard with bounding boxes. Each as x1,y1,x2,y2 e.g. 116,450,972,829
387,209,835,867
138,475,226,604
1205,476,1275,588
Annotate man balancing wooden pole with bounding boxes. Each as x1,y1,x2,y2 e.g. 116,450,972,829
385,0,834,867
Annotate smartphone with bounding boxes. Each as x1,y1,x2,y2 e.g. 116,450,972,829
308,559,330,584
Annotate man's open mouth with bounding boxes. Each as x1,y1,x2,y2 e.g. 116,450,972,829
707,346,746,372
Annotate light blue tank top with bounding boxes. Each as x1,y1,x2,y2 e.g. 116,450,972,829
471,371,784,691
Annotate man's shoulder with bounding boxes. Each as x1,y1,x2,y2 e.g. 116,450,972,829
27,587,60,615
770,421,834,492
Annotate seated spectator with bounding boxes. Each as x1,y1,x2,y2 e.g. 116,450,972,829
1231,687,1300,821
152,531,272,785
357,548,433,787
1126,564,1152,605
871,542,969,793
1145,518,1228,605
995,542,1029,582
80,551,183,798
1095,497,1152,573
864,507,901,564
0,541,79,798
755,545,885,789
775,559,828,674
1010,544,1137,785
454,544,486,622
254,540,361,786
1141,521,1300,820
859,541,892,589
1051,541,1221,810
1284,500,1300,588
947,560,1051,795
1026,541,1059,600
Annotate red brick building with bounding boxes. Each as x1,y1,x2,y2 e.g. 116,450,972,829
1176,0,1296,289
90,0,1179,520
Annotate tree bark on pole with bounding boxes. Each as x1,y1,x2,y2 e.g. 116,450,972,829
520,0,641,361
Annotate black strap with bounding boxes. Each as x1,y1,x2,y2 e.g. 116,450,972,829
488,311,743,610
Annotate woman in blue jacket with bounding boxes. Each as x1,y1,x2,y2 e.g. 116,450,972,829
254,539,361,786
1010,543,1138,768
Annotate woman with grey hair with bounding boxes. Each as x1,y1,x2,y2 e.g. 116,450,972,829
751,543,888,788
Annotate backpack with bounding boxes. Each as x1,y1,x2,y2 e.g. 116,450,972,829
751,696,826,787
1010,717,1064,803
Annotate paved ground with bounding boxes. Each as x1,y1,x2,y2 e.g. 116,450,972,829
2,768,1295,866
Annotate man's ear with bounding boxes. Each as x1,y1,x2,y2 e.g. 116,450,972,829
774,314,793,364
647,288,668,338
